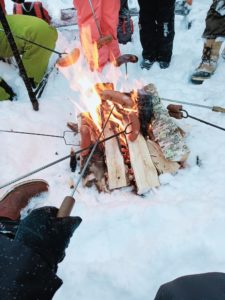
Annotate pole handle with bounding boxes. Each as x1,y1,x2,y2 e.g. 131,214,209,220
212,106,225,113
57,196,75,218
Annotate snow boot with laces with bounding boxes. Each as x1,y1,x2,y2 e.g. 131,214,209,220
191,39,222,84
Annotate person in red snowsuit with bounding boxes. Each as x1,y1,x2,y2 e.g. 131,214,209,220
73,0,121,71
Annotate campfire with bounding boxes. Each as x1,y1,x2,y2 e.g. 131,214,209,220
73,82,189,195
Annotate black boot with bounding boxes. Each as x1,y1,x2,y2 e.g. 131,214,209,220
140,58,155,70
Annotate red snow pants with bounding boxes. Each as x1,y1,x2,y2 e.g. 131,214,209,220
74,0,121,71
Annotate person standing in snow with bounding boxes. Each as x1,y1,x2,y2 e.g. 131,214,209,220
0,180,82,299
191,0,225,84
0,0,57,101
137,0,176,70
73,0,121,71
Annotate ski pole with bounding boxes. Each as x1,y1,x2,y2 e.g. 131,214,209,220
0,125,131,190
161,97,225,113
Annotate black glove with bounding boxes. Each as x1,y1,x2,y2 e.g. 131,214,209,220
14,206,82,270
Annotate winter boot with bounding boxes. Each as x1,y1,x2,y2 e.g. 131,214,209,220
158,61,170,69
140,58,155,70
0,180,49,221
191,39,222,84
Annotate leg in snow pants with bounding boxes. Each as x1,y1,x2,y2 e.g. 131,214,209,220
138,0,175,63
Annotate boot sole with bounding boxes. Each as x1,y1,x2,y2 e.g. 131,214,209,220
0,179,49,203
191,78,204,84
191,69,214,84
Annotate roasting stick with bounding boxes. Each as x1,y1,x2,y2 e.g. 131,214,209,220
161,97,225,113
57,106,115,217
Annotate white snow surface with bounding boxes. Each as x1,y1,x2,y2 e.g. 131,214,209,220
2,0,225,299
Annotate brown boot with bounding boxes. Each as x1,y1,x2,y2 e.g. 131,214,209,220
191,39,222,84
0,180,49,220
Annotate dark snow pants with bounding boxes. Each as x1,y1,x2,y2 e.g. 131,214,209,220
154,272,225,300
138,0,175,63
120,0,128,11
203,0,225,39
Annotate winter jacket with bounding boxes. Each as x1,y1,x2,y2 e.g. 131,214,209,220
0,234,62,299
154,272,225,300
203,0,225,39
73,0,121,70
0,13,57,100
138,0,175,63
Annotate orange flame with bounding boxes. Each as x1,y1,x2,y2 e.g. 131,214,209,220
80,26,99,71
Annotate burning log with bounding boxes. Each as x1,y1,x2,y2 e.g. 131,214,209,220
98,85,129,190
75,82,189,194
123,120,160,194
143,84,190,162
103,125,128,190
78,113,108,192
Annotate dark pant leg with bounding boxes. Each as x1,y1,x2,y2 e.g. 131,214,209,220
138,0,158,60
155,0,175,63
120,0,128,11
202,0,225,39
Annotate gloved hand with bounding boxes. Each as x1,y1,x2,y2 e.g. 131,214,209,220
14,206,82,270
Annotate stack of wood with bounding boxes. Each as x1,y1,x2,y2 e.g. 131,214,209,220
76,83,187,195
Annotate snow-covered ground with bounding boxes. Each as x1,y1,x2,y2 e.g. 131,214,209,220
2,0,225,299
